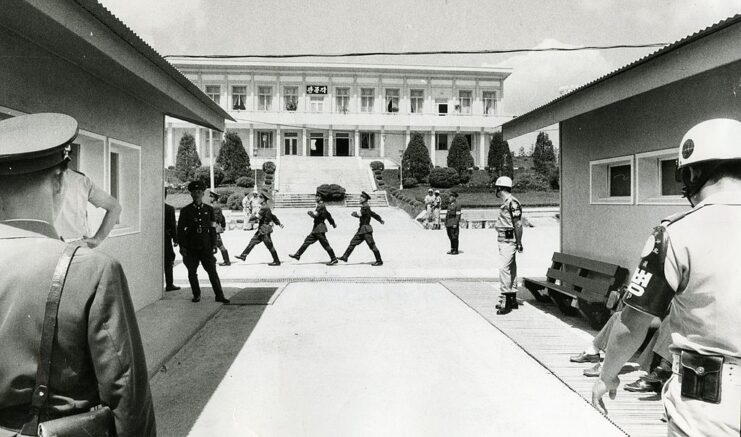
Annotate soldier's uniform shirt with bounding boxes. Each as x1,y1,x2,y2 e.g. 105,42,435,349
495,195,522,294
54,170,110,240
444,201,461,228
342,203,383,259
0,221,155,437
357,204,382,235
254,206,282,235
624,190,741,437
177,202,217,250
309,203,335,234
494,196,522,232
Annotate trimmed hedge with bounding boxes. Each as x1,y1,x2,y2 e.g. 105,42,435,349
429,167,460,188
370,161,385,171
316,183,346,201
235,176,255,188
262,161,276,174
402,177,418,188
193,166,224,187
226,192,244,210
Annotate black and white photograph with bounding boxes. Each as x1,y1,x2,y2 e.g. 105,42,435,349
1,1,740,436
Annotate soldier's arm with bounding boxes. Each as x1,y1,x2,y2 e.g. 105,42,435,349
88,259,156,436
325,208,336,227
208,208,217,248
87,180,122,247
271,212,282,226
510,201,523,248
369,209,383,223
176,208,187,246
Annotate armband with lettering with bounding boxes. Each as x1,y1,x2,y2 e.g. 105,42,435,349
623,225,676,317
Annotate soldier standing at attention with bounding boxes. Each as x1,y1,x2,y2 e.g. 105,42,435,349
289,193,339,265
493,176,523,315
592,119,741,437
338,191,384,266
235,192,283,266
445,191,462,254
164,190,180,291
177,181,229,303
0,114,155,436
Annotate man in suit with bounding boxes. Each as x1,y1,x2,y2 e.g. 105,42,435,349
338,191,384,266
445,191,462,254
235,192,283,266
289,193,338,265
164,190,180,291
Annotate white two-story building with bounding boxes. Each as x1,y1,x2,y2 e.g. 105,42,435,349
165,59,511,171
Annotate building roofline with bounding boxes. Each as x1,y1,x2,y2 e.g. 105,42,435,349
502,14,741,139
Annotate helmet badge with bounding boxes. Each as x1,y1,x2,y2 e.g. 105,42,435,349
681,139,694,159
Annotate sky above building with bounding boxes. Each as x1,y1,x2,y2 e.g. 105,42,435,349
101,0,740,147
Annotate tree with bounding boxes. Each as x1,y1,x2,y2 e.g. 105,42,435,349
487,131,514,178
216,131,250,183
447,133,475,177
175,133,201,182
402,132,432,182
532,131,557,177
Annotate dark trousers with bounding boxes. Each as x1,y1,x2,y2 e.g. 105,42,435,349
296,232,336,259
342,232,382,262
164,240,176,286
240,231,279,262
215,233,229,263
182,246,225,299
446,226,459,252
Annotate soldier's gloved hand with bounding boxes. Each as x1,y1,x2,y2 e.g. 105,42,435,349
516,243,524,253
306,211,313,216
380,220,385,225
332,224,337,228
351,212,359,218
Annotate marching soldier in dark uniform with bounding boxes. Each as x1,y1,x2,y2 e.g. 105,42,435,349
592,119,741,436
164,190,180,291
0,114,155,436
208,192,231,266
338,191,384,266
177,181,229,303
235,192,283,266
445,191,462,255
289,193,339,265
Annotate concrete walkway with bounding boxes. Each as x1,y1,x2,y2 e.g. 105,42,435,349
185,282,623,437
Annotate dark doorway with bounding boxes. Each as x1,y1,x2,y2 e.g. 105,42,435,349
335,134,350,156
309,135,324,156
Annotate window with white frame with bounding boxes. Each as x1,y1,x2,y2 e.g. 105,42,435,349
360,88,375,113
636,149,684,204
258,86,272,111
309,96,324,113
360,132,375,149
257,131,274,149
483,91,497,115
284,86,298,111
590,155,634,204
410,89,424,113
459,90,472,114
204,131,221,158
108,139,141,236
386,89,399,112
436,133,448,151
232,86,246,110
335,87,350,113
205,85,221,105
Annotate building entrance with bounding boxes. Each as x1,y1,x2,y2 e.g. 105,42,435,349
284,134,298,155
309,134,324,156
335,133,351,156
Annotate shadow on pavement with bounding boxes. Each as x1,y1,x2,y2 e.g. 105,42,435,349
150,288,269,437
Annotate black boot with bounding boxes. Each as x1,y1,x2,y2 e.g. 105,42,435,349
371,249,383,266
497,293,516,315
326,249,338,265
268,248,281,266
219,249,231,266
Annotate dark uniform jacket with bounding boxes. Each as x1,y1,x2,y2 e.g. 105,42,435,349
309,203,335,234
445,200,461,227
165,203,177,244
177,202,217,250
213,207,227,233
0,222,155,437
251,205,281,235
357,204,383,234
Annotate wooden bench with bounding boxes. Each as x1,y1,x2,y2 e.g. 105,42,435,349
522,252,629,329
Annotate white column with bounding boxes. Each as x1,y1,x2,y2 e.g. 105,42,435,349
194,126,201,159
208,130,215,191
302,127,308,156
248,124,254,159
166,123,174,167
479,129,486,168
354,129,360,160
328,128,334,157
430,128,436,166
275,128,281,191
405,129,411,149
380,128,385,158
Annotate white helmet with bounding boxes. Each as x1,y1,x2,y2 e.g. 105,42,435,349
678,118,741,169
494,176,513,188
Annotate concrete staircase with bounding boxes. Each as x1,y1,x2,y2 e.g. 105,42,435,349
278,156,373,194
274,192,389,208
345,192,389,208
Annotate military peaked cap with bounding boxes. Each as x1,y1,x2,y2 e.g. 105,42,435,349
0,113,78,176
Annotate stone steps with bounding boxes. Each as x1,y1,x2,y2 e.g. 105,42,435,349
274,192,389,208
345,192,389,208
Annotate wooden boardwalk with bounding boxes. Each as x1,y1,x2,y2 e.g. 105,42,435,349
443,281,667,437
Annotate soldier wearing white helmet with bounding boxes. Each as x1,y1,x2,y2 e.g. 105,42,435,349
592,119,741,436
493,175,523,315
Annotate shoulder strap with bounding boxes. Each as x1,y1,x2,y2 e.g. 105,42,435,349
22,244,79,434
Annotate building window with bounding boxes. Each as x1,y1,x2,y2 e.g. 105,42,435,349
205,85,220,105
336,87,350,113
309,96,324,113
232,86,246,110
257,131,274,149
437,100,448,115
108,139,141,236
361,88,375,113
386,89,399,112
635,149,685,205
459,91,472,114
284,86,298,111
436,133,448,151
360,132,375,149
258,86,272,111
410,89,424,113
203,131,221,159
590,155,634,204
483,91,497,115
